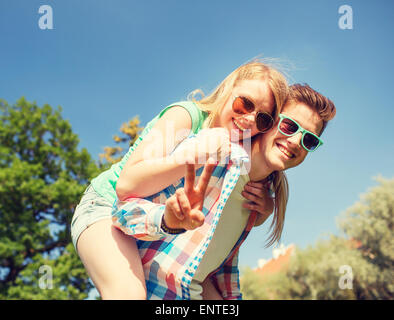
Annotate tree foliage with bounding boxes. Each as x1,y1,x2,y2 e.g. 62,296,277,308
0,97,101,299
241,177,394,300
337,176,394,298
2,96,392,300
99,116,143,167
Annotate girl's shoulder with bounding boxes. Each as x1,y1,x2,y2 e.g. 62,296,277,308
157,101,208,134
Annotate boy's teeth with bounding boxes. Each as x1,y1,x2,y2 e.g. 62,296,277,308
278,144,293,158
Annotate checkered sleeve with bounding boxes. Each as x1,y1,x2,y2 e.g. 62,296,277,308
209,249,242,300
111,198,181,241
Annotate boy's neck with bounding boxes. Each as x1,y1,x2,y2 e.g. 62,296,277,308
247,137,272,182
248,157,271,182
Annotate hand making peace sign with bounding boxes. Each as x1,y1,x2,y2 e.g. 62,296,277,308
162,158,217,231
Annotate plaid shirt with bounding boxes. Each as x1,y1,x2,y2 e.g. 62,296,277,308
112,141,257,300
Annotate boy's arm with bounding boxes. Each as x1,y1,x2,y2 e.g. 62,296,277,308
242,180,274,227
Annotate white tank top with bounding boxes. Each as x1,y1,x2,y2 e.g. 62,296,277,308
189,171,250,299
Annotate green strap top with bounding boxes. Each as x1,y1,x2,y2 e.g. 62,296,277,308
90,101,208,204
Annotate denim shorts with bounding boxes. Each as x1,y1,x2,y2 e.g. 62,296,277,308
71,184,114,250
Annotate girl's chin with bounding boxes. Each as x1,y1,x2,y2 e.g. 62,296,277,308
228,127,253,141
228,119,253,140
228,129,243,140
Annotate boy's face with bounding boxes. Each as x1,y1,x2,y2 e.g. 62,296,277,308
252,101,323,174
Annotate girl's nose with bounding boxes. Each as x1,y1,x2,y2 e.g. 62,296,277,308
240,113,255,126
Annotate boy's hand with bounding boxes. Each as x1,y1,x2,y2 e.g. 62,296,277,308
242,181,274,226
163,158,216,230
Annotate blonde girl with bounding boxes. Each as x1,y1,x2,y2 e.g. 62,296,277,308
71,60,289,299
112,83,336,300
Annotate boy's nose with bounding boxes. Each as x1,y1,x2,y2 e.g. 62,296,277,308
287,132,303,148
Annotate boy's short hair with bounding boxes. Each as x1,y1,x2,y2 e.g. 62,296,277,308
288,84,336,135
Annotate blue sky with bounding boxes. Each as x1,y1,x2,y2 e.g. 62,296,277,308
1,0,393,272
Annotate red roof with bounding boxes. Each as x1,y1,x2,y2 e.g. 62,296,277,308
253,239,362,278
254,244,295,277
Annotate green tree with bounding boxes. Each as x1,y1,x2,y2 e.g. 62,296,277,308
337,176,394,298
99,116,143,167
240,266,286,300
280,237,379,299
0,97,101,299
241,177,394,300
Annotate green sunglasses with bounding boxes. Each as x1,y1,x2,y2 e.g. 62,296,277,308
278,114,323,152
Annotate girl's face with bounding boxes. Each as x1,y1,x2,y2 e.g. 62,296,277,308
213,79,275,141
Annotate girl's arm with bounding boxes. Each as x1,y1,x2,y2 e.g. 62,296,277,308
112,198,170,241
116,106,229,201
116,106,192,201
112,160,217,242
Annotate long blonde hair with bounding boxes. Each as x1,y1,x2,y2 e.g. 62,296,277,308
188,59,289,129
266,171,289,247
265,83,337,247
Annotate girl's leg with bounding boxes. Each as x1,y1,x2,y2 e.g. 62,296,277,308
76,218,147,300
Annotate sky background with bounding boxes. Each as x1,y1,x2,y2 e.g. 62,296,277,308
1,0,393,287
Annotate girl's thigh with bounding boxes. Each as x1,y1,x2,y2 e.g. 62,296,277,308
77,218,147,300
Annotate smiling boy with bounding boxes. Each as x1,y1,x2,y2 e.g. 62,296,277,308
112,83,336,300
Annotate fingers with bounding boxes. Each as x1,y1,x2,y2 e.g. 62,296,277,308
242,201,262,212
244,181,273,199
242,194,274,216
196,158,216,195
241,190,262,205
166,196,184,221
176,189,204,230
185,209,205,230
184,162,196,194
168,188,194,221
243,184,265,198
175,188,191,216
247,180,272,191
165,189,204,230
242,201,273,215
217,141,231,164
242,180,274,217
246,181,265,188
216,129,230,163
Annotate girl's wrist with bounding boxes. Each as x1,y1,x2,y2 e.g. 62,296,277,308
161,215,185,234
